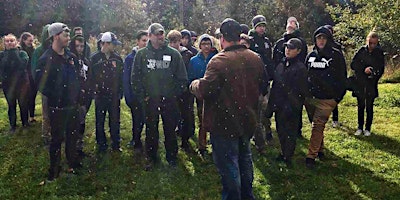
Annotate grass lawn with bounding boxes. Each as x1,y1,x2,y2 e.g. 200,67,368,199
0,83,399,200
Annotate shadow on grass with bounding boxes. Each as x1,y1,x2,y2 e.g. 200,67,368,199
252,136,400,200
340,124,400,158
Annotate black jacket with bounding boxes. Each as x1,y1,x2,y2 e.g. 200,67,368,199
269,56,309,113
0,49,30,87
350,45,384,98
36,48,80,108
306,27,347,102
249,30,274,80
273,30,308,65
91,51,123,99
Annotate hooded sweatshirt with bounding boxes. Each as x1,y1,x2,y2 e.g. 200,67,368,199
181,30,198,55
273,30,308,65
131,40,188,100
305,26,347,102
32,25,50,82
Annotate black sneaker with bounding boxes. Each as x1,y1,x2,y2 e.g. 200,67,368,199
317,152,325,161
111,147,123,153
181,141,195,154
305,158,316,169
47,166,61,182
285,159,293,168
168,160,177,168
144,160,155,171
126,141,135,148
275,154,285,162
9,127,16,134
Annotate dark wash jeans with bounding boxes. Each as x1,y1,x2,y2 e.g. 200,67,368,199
144,96,179,163
210,133,255,200
357,96,375,131
128,98,145,147
95,96,121,150
48,106,79,176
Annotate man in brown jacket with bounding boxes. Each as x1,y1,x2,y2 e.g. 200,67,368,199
190,18,268,200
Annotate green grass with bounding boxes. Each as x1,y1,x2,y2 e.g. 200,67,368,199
0,84,399,199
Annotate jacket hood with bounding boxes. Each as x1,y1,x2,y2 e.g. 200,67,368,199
40,24,50,44
313,26,333,47
181,29,192,43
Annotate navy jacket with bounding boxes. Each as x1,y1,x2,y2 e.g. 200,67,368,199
91,51,123,99
123,47,139,107
36,48,80,108
269,57,309,113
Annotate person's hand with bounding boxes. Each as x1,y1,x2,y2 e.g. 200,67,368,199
364,67,373,75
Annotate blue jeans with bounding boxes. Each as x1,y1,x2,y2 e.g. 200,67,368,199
211,134,255,200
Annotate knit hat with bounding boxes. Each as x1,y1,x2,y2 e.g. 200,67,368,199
240,24,250,34
286,17,299,30
47,22,70,39
181,29,191,38
198,34,213,48
252,15,267,28
220,18,241,41
190,31,197,38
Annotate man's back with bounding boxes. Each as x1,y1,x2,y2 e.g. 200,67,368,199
194,45,265,138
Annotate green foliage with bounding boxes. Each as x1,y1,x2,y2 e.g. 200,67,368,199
257,0,338,42
327,0,400,54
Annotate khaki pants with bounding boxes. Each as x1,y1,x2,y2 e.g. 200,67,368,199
42,94,51,143
305,98,337,159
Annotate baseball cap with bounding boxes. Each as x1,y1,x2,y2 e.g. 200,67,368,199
284,38,302,50
220,18,241,41
47,22,70,39
101,32,122,45
149,23,165,35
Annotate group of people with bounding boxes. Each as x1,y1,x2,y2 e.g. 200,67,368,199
0,14,385,199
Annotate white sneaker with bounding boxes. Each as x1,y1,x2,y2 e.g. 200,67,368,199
332,121,340,128
364,130,371,136
355,129,363,136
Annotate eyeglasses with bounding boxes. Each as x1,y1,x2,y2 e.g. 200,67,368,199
200,42,211,46
76,45,85,48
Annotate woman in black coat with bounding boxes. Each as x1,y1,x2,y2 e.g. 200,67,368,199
351,31,384,136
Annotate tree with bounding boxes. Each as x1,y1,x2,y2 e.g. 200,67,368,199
327,0,400,54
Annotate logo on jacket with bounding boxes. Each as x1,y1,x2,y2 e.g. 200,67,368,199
146,59,171,70
308,57,332,69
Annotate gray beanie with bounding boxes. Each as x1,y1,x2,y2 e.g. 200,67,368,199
198,34,213,48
